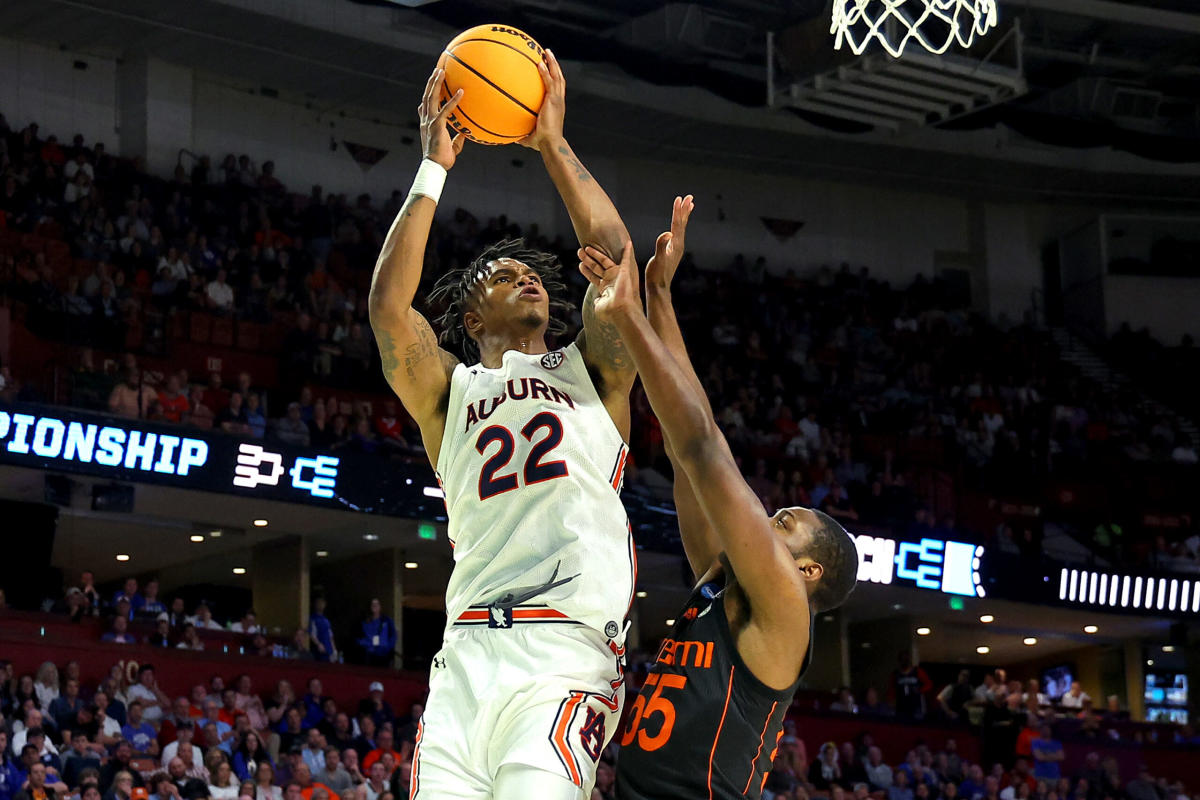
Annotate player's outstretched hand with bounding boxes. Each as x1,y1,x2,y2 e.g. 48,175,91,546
584,241,640,321
645,195,695,292
520,49,565,151
420,67,465,170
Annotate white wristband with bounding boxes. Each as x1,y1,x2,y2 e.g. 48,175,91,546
410,159,447,203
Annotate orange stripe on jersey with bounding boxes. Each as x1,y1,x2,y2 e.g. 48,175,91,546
552,693,585,787
409,719,423,798
611,448,628,490
742,700,778,794
512,608,568,620
707,666,735,800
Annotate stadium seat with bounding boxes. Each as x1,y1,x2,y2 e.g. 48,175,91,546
189,313,212,344
211,317,234,347
237,320,262,351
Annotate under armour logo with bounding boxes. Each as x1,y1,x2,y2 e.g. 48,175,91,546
232,444,284,488
488,606,513,628
433,657,446,669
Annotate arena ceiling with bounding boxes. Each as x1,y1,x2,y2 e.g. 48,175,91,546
1,0,1199,205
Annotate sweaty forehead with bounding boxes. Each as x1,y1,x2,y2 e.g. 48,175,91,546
483,257,535,276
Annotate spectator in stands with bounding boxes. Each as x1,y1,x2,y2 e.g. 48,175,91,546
300,731,325,777
98,743,143,795
166,755,207,798
107,369,154,419
273,403,310,447
830,688,858,714
888,768,913,800
13,762,61,800
200,701,233,753
31,663,59,712
146,615,173,648
356,684,393,733
207,762,238,800
206,269,235,314
244,394,266,439
47,679,83,734
312,749,350,800
891,652,932,720
126,667,169,725
360,728,402,774
860,687,892,716
86,694,122,748
864,746,892,791
121,703,158,758
277,709,305,757
809,742,842,790
230,611,261,634
938,670,975,721
60,731,101,789
357,600,395,669
307,598,336,663
1060,682,1090,709
1030,725,1063,782
175,624,204,651
188,604,222,631
159,721,192,769
360,763,387,800
231,734,268,784
250,764,280,800
101,617,134,645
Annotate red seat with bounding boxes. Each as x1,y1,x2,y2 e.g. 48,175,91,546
211,317,234,347
168,311,186,340
189,313,212,344
20,233,45,253
44,239,71,261
237,321,261,351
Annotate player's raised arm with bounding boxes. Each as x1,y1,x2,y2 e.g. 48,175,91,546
520,50,635,419
368,68,463,461
583,196,721,579
588,243,812,632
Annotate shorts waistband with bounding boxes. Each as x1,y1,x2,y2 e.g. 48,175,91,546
453,603,582,628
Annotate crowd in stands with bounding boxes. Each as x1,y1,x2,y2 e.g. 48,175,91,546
747,656,1196,800
0,656,423,800
45,572,395,671
1,109,1197,567
2,650,1194,800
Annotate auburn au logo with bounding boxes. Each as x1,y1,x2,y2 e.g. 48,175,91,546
541,351,564,370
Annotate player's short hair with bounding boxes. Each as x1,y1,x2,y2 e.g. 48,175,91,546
429,238,572,364
801,509,858,613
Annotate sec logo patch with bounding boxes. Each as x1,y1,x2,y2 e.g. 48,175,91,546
541,351,565,370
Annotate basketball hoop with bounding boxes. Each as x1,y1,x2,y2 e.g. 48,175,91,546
831,0,998,58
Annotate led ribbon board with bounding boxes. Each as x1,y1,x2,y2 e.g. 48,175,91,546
0,403,440,516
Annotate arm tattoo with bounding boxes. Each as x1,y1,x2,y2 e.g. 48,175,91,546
581,283,631,375
377,316,439,381
557,144,592,183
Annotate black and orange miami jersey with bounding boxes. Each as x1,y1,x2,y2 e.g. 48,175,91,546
615,579,811,800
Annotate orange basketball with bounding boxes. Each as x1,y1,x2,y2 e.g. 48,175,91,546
436,24,547,146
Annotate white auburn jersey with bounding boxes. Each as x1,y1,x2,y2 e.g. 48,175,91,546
435,342,635,640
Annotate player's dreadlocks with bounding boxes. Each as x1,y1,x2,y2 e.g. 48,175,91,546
428,238,574,365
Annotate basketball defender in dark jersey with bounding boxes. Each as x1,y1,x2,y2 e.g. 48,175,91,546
578,200,860,800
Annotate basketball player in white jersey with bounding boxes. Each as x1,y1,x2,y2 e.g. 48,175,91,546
368,57,635,799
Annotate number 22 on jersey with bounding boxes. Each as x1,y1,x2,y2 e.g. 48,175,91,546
475,411,569,500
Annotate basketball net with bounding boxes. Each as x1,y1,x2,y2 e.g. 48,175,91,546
831,0,998,57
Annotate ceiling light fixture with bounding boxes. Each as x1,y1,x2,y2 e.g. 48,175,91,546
1083,625,1098,634
1023,637,1037,646
115,554,130,562
209,530,223,538
232,567,247,575
976,646,990,654
404,562,418,569
315,550,329,558
980,615,994,623
665,619,676,626
1162,645,1175,653
253,519,268,527
190,535,205,543
1147,659,1154,666
916,627,931,636
636,591,647,598
363,533,379,541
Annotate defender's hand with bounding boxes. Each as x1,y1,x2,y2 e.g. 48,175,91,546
420,67,465,170
520,50,565,151
645,195,695,291
583,242,640,320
